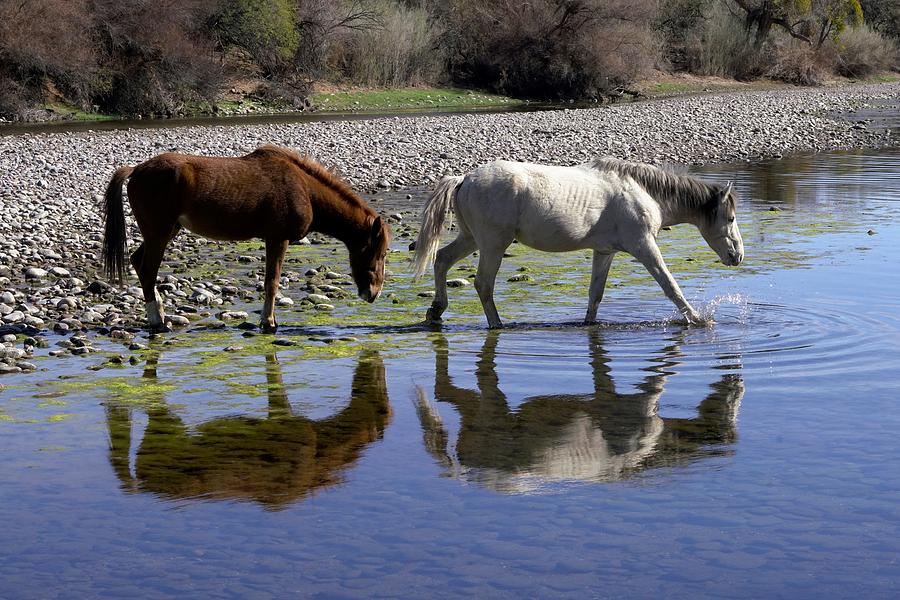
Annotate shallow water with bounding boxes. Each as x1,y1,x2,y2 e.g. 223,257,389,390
2,148,900,598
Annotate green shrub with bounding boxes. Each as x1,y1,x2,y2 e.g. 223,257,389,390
216,0,299,75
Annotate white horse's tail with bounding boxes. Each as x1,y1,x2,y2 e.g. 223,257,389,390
414,175,464,279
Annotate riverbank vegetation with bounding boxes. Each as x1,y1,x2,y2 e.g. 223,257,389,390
0,0,897,121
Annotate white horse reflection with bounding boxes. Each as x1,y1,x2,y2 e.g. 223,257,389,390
414,331,743,493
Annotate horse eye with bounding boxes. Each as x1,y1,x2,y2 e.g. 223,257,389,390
728,216,735,223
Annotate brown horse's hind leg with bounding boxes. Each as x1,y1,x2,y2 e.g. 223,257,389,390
261,239,289,334
130,243,145,276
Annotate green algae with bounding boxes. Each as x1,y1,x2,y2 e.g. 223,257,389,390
47,414,76,423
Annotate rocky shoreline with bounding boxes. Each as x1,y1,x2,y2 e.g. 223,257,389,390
0,82,898,375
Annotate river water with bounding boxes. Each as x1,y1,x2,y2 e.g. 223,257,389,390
1,148,899,598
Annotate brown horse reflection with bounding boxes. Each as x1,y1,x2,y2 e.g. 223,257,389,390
106,351,390,508
415,331,743,492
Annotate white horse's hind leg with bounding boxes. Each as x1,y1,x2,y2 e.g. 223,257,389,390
630,236,703,325
474,248,505,328
584,251,615,324
428,233,476,323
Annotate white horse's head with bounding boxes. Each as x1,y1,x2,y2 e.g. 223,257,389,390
699,181,744,267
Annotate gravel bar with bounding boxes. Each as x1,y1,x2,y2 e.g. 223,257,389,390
0,82,897,370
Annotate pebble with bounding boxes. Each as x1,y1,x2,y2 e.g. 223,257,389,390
447,278,470,287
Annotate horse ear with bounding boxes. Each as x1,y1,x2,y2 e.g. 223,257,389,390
720,181,734,200
371,215,384,240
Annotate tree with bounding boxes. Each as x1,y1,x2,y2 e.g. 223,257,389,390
729,0,814,46
730,0,865,47
813,0,863,47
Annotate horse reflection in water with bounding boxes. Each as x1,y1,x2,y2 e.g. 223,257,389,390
415,331,743,492
106,351,389,508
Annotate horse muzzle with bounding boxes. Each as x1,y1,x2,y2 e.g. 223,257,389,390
724,250,743,266
359,288,380,303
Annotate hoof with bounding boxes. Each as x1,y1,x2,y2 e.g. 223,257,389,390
425,307,444,323
260,323,278,334
149,323,171,334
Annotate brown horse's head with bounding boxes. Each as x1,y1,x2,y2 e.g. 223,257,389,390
350,215,391,302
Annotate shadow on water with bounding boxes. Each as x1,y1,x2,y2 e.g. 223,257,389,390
414,329,744,493
105,350,390,509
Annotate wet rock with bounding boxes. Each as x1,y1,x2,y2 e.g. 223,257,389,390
217,310,249,321
446,278,470,287
0,363,21,374
167,315,190,327
86,281,113,295
2,311,24,324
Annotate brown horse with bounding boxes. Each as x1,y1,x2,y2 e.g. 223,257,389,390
101,145,391,332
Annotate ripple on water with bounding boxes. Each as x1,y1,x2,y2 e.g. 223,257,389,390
682,292,900,381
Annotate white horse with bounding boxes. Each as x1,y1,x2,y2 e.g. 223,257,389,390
414,157,744,328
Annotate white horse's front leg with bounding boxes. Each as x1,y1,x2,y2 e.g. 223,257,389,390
474,248,505,328
630,237,704,325
428,234,476,323
584,251,615,324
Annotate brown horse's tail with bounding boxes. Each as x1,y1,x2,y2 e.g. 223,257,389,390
101,166,134,284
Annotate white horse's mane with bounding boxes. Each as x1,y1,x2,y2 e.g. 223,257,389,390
587,157,731,221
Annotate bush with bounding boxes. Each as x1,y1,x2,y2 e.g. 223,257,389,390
338,1,444,87
92,0,223,116
215,0,299,76
833,25,900,77
673,1,770,79
768,43,830,85
439,0,657,100
0,0,97,117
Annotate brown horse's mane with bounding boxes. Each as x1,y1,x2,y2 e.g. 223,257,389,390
255,145,376,219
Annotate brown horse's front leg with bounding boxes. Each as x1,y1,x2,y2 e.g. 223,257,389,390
261,239,289,333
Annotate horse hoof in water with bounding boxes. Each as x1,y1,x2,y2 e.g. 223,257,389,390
425,307,443,324
149,323,171,334
260,323,278,335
